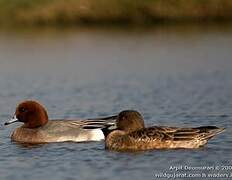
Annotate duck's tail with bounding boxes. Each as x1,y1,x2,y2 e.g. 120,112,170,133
194,126,225,141
82,115,117,138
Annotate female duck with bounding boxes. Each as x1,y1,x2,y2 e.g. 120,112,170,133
105,110,225,151
5,100,116,143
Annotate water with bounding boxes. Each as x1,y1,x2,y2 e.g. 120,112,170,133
0,25,232,180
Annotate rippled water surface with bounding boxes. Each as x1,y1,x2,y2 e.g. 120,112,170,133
0,25,232,180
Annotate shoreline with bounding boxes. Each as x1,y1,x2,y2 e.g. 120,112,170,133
0,0,232,26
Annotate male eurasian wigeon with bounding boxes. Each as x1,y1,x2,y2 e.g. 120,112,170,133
105,110,225,151
5,100,116,143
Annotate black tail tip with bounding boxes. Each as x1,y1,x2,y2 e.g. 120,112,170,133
197,126,225,141
196,126,225,133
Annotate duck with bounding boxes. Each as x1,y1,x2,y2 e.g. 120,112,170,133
105,110,225,151
4,100,117,144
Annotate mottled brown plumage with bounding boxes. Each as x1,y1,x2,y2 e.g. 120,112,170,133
105,111,225,151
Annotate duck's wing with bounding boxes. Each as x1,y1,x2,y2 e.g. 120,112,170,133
63,115,117,130
88,115,118,121
128,126,225,142
127,126,173,142
83,115,117,129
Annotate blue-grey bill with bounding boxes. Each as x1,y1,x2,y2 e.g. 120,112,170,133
4,115,19,125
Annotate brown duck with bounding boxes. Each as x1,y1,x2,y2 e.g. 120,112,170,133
105,110,225,151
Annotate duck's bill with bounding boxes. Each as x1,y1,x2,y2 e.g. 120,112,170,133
4,115,19,125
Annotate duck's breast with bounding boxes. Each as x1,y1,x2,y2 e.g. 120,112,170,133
11,127,45,143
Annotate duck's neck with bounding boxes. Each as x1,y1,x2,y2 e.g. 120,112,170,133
23,109,49,129
23,119,48,129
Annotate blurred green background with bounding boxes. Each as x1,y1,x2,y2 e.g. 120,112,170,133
0,0,232,26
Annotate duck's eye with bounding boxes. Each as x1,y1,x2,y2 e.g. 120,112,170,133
19,107,27,113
